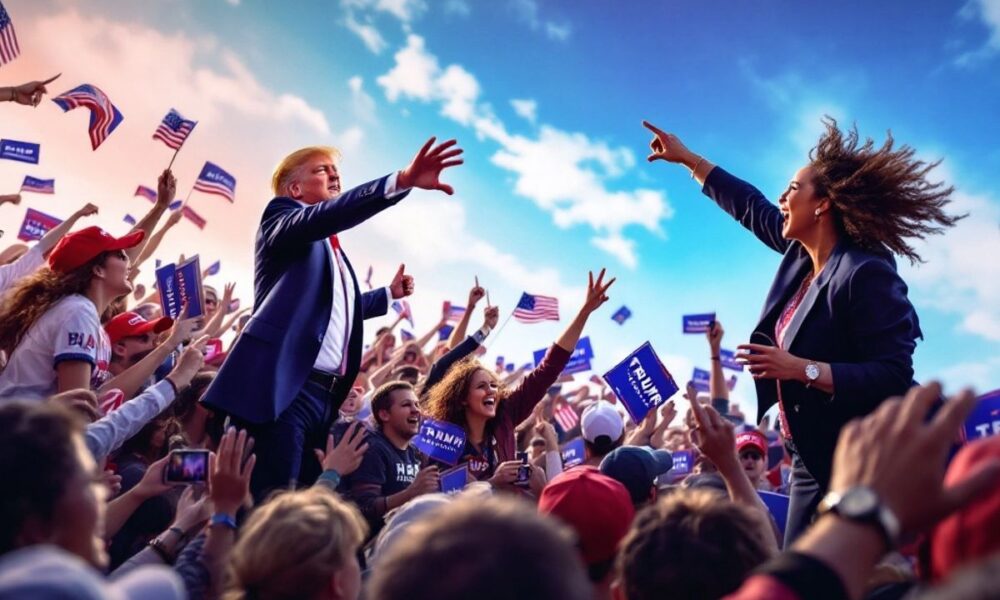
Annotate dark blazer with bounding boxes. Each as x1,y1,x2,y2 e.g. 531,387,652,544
703,167,922,486
202,175,408,424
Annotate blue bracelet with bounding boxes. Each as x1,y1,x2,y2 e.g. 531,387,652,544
210,513,237,530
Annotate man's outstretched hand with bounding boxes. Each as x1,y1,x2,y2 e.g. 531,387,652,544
397,137,464,195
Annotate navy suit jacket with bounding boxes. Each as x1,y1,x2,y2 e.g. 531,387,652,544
703,167,922,486
202,175,408,424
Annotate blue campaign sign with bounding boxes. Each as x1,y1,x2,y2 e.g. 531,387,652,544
0,139,41,164
439,464,470,495
603,342,680,423
155,263,181,318
670,449,694,478
758,491,791,537
534,336,594,376
720,349,744,372
683,312,715,334
155,256,205,319
412,418,467,466
964,389,1000,442
691,367,711,392
560,437,585,468
611,305,632,325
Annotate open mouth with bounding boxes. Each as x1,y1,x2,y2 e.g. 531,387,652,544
483,397,496,408
406,416,420,426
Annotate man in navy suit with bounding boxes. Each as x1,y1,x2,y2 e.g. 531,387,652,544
203,137,463,499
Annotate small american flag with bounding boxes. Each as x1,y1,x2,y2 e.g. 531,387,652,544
0,1,20,66
392,299,414,328
20,176,54,194
168,200,182,211
123,214,136,225
152,108,197,150
51,84,124,150
206,260,221,276
134,185,157,202
513,292,559,323
400,329,415,342
443,301,465,323
553,403,579,432
193,161,236,203
182,205,206,229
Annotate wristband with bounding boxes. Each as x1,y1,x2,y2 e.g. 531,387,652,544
148,538,174,563
168,526,186,539
690,156,706,179
710,356,720,361
210,513,237,530
318,469,342,489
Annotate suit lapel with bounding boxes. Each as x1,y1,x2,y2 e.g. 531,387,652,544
780,242,847,351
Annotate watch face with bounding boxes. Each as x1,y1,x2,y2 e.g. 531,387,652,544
840,487,878,517
805,363,820,381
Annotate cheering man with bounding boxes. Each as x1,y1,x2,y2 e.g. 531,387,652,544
203,137,463,499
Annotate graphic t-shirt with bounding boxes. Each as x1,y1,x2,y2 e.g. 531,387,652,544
350,428,422,496
0,294,111,401
459,436,499,481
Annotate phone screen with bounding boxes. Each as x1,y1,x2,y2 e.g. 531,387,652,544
515,451,531,486
163,449,210,484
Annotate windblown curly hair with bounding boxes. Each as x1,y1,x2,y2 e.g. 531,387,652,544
809,117,963,263
424,358,508,430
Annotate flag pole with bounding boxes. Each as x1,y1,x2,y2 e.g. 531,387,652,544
166,146,182,171
484,308,515,351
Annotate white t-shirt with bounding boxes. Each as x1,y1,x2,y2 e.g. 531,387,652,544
0,294,111,402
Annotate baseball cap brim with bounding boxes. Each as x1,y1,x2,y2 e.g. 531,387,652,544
648,449,673,475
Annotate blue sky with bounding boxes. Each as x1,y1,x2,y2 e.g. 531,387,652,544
2,0,998,417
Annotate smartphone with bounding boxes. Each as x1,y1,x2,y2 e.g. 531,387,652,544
163,449,210,485
515,451,531,487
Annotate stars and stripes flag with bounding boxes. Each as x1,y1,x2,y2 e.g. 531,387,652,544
513,292,559,323
134,185,157,202
400,330,415,342
553,403,579,432
442,301,465,323
182,205,206,229
152,108,197,150
0,1,20,66
193,161,236,203
206,260,221,276
123,214,136,225
392,299,414,328
51,84,124,150
20,176,54,194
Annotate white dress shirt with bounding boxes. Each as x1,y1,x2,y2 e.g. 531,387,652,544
311,172,407,375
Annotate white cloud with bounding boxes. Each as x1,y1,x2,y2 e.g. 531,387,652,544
348,76,377,123
955,0,1000,65
377,35,672,268
930,356,1000,393
343,0,426,22
344,12,388,54
510,98,537,123
509,0,572,41
444,0,471,16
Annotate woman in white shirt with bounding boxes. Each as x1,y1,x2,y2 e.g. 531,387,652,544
0,226,144,401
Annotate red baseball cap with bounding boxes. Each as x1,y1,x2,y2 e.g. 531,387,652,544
538,466,635,565
930,435,1000,581
104,311,173,345
47,226,145,274
736,430,768,455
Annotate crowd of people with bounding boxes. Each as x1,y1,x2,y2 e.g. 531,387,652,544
0,73,997,600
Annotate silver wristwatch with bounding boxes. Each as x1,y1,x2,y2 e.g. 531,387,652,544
817,486,900,549
804,362,821,387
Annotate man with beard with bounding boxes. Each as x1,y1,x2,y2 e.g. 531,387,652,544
346,381,439,538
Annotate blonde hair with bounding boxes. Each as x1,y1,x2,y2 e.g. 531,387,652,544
223,487,367,600
271,145,341,196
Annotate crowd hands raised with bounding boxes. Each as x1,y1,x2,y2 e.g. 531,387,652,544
0,102,996,600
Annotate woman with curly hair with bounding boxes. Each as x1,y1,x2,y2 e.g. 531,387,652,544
424,270,614,485
0,226,144,401
642,118,961,545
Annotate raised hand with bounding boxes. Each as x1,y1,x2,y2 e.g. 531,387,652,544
483,305,500,329
642,121,696,164
210,428,256,515
10,74,60,107
397,137,464,195
0,194,21,206
468,276,486,307
581,268,616,314
688,396,739,472
390,264,415,299
315,421,369,477
707,320,724,352
156,169,177,208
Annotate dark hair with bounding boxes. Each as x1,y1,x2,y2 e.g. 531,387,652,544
617,489,771,600
585,431,625,458
172,372,216,424
368,496,591,600
371,381,415,428
425,359,509,432
0,402,82,555
809,117,963,264
116,413,176,463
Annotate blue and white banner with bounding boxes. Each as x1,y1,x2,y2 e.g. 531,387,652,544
603,341,679,424
534,336,594,376
611,305,632,325
682,312,715,334
155,255,205,319
17,207,61,241
439,464,470,494
0,139,40,164
758,491,791,536
560,437,585,468
670,449,694,478
964,389,1000,442
412,418,467,466
691,367,711,392
720,348,743,372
